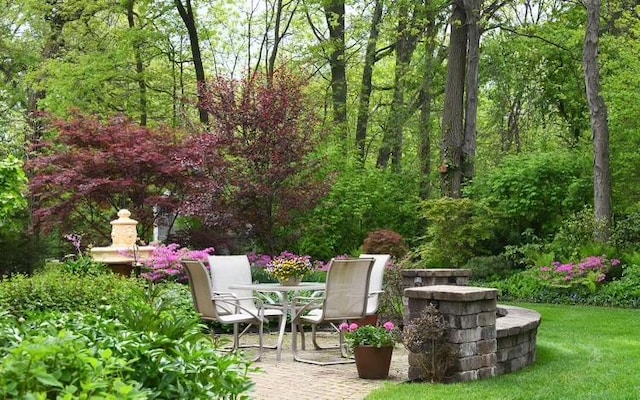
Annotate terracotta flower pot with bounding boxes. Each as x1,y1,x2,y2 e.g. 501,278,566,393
353,345,393,379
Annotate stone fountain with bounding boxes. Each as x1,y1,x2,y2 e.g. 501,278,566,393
90,209,155,276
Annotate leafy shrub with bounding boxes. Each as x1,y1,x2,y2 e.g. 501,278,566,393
464,255,516,281
0,324,149,399
599,264,640,307
0,284,254,399
298,166,420,260
378,256,413,326
60,256,110,276
611,212,640,251
362,229,409,259
466,151,591,241
0,267,146,318
414,198,496,267
403,304,452,383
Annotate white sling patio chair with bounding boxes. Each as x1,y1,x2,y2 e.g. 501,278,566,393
359,253,391,316
182,259,267,361
290,257,374,365
308,254,391,350
208,255,284,350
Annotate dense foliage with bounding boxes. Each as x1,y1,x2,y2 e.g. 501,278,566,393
183,70,330,254
0,155,27,234
0,268,254,399
26,113,195,242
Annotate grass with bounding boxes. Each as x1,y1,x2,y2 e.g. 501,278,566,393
367,303,640,400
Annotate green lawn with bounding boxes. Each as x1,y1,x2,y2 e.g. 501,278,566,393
368,303,640,400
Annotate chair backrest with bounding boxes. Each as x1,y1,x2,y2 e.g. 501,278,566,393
208,255,256,312
359,254,391,315
182,259,220,320
322,258,374,321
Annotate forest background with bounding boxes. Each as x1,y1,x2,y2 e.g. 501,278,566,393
1,0,640,277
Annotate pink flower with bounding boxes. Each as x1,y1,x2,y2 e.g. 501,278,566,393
338,322,349,332
383,321,395,331
348,323,359,333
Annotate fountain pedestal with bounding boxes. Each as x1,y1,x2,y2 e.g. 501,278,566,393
90,209,155,276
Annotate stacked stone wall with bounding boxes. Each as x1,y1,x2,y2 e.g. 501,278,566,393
404,277,541,383
405,286,498,382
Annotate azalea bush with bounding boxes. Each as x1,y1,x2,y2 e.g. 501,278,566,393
537,255,621,293
266,251,312,281
339,321,396,350
140,243,214,283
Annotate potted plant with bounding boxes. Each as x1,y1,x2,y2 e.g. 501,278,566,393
267,251,312,285
339,321,397,379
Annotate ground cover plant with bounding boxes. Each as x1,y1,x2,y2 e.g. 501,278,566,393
367,303,640,399
0,266,254,399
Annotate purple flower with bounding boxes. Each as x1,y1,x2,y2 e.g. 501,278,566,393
383,321,395,331
611,259,621,267
348,323,359,333
338,322,349,332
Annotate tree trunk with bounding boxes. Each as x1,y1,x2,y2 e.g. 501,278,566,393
174,0,209,126
584,0,612,241
126,0,148,126
418,16,438,200
324,0,348,141
355,0,384,164
377,2,423,171
440,0,467,198
461,0,481,182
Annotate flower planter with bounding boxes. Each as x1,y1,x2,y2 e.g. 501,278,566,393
278,276,301,286
353,345,393,379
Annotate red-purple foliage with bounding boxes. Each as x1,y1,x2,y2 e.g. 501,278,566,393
184,70,330,252
26,113,196,242
362,229,409,259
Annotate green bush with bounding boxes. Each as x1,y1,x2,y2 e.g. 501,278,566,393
0,283,254,399
0,266,146,318
466,151,592,241
414,198,496,267
464,255,516,281
298,167,420,260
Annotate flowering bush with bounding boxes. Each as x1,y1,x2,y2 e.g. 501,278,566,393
141,243,214,283
339,321,396,350
538,255,621,293
266,251,312,281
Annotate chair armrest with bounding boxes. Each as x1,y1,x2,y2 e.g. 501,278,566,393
368,290,384,297
214,296,266,320
290,297,324,321
254,290,285,306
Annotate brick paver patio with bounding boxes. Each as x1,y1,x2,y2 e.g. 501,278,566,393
234,331,408,400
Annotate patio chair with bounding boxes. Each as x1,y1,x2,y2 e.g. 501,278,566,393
181,259,267,361
308,254,391,350
359,253,391,316
290,257,374,365
208,255,284,350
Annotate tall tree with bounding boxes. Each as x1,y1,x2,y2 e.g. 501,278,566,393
125,0,148,126
354,0,385,164
323,0,348,140
376,0,425,171
583,0,612,241
195,70,330,253
461,0,481,181
440,0,467,197
174,0,209,125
